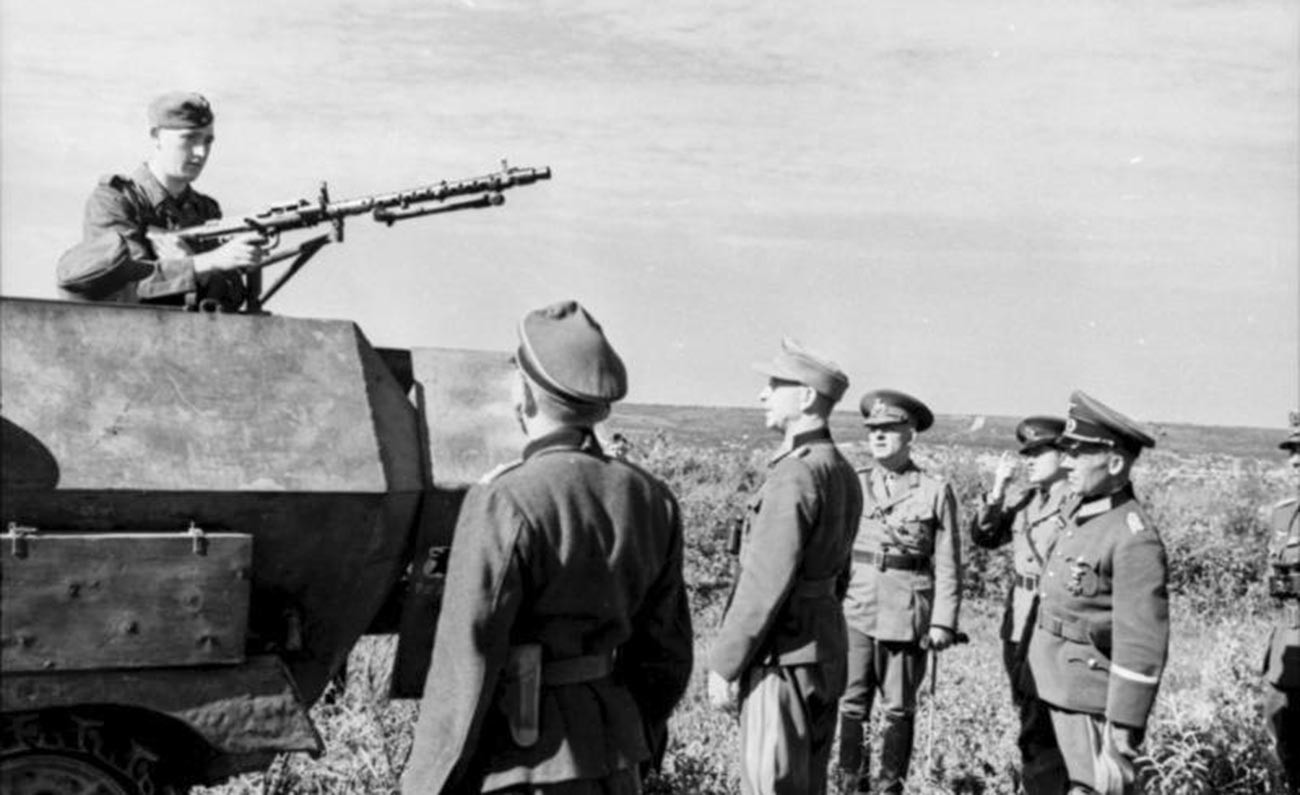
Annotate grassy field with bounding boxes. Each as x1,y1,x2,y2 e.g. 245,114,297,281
198,407,1296,794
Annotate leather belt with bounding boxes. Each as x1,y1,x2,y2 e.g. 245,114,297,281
1014,574,1040,591
1036,608,1091,644
542,653,614,686
853,549,928,571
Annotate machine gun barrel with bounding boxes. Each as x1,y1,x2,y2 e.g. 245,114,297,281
168,162,552,247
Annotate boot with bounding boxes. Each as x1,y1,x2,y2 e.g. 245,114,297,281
877,710,915,795
836,714,870,795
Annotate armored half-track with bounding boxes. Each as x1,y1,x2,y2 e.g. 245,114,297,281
0,297,521,792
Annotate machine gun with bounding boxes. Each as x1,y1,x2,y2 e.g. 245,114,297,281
150,160,552,311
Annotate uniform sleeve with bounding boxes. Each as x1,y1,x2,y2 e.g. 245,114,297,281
619,489,694,772
68,182,199,300
708,460,816,680
969,492,1017,549
401,484,526,794
929,482,963,631
1106,518,1169,728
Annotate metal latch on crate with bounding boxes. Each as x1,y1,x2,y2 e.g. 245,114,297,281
6,523,38,559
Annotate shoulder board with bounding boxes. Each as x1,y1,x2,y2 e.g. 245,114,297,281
479,459,523,484
1125,511,1147,534
1275,497,1298,509
98,173,134,190
855,465,873,474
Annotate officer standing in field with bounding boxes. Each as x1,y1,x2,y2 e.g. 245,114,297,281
837,390,962,795
1263,414,1300,794
1027,391,1168,795
401,300,694,795
56,91,261,310
707,338,863,795
969,416,1071,793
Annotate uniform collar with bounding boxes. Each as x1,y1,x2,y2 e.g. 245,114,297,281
769,426,832,466
132,162,192,208
1036,478,1070,513
1072,482,1135,521
522,426,602,460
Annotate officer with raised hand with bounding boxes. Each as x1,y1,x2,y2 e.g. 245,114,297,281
836,390,962,795
1027,391,1168,795
57,91,261,310
970,416,1071,793
401,300,693,795
1263,414,1300,794
708,338,863,795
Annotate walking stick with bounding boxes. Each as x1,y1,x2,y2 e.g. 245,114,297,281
925,631,970,779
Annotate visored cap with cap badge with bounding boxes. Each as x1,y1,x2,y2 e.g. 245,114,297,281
1061,390,1155,453
1016,415,1066,454
751,337,849,403
1280,411,1300,452
516,300,627,405
859,389,934,432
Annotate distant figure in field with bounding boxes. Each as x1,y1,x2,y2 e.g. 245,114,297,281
57,91,261,310
969,416,1071,793
1026,391,1168,795
607,432,632,460
837,390,962,795
707,337,862,795
1263,414,1300,794
400,300,693,794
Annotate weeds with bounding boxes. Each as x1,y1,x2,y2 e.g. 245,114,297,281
196,432,1295,794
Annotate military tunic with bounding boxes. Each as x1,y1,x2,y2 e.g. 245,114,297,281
57,163,243,308
1027,484,1169,791
401,427,693,794
709,427,863,795
838,462,961,793
1264,495,1300,792
970,478,1070,793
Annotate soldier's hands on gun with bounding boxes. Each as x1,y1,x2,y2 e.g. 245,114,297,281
192,234,268,274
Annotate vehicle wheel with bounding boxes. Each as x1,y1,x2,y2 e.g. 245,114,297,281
0,712,180,795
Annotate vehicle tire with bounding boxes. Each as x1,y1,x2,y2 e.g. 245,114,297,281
0,711,183,795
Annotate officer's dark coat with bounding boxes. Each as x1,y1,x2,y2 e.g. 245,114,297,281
1264,496,1300,690
970,479,1070,643
57,164,232,304
1028,484,1170,728
401,428,693,794
843,462,962,642
709,428,863,679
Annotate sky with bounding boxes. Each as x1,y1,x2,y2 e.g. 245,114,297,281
2,0,1296,429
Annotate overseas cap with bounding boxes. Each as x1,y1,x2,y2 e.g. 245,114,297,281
1280,411,1300,452
1061,390,1155,453
1016,415,1066,454
147,92,214,129
860,389,934,432
517,300,627,405
752,337,849,403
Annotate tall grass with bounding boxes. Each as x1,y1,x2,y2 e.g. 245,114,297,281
198,434,1296,794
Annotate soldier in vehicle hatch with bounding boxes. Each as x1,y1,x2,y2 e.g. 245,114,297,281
1263,414,1300,794
401,300,693,795
56,91,261,310
969,416,1071,793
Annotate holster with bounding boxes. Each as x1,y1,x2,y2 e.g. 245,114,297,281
501,644,542,747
